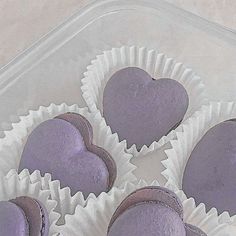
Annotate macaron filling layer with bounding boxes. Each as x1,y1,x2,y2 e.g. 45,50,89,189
11,196,49,236
108,186,206,236
19,113,117,198
0,196,49,236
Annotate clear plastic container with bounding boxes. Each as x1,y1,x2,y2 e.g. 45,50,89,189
0,0,235,184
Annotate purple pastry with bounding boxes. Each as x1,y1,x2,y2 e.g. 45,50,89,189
0,196,50,236
183,120,236,215
19,113,116,198
0,201,29,236
107,186,205,236
103,67,189,150
11,196,49,236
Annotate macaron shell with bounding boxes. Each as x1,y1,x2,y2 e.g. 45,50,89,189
19,118,86,174
11,196,49,236
19,117,111,197
183,120,236,214
55,113,93,145
56,112,117,191
0,201,29,236
103,67,189,150
108,202,186,236
109,186,183,228
185,224,207,236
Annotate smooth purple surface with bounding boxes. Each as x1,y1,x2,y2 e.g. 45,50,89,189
11,197,49,236
108,202,186,236
183,120,236,214
19,118,109,197
185,224,207,236
0,201,29,236
109,186,183,227
103,67,189,150
56,113,116,191
108,187,205,236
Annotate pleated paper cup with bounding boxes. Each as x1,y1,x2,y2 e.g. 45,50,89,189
7,169,86,226
81,46,208,157
0,170,60,235
162,102,236,228
0,103,136,199
60,180,229,236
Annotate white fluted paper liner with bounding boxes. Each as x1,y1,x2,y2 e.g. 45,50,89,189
0,41,120,139
0,104,137,198
162,102,236,228
59,180,228,236
0,170,60,235
7,169,86,226
81,46,208,157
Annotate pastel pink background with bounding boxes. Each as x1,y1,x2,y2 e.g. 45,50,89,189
0,0,235,68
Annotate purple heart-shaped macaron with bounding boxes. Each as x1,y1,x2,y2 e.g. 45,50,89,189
19,113,117,198
11,196,49,236
0,196,49,236
103,67,189,150
0,201,29,236
183,119,236,215
107,186,206,236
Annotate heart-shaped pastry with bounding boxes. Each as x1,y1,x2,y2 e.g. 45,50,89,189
107,186,206,236
183,119,236,215
103,67,189,150
0,196,49,236
0,201,29,236
11,196,49,236
19,113,117,198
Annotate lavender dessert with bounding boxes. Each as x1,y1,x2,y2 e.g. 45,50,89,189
19,113,117,198
183,119,236,215
103,67,189,150
0,201,28,236
11,196,49,236
0,196,49,236
107,186,206,236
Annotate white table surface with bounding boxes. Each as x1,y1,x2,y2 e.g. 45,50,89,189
0,0,235,68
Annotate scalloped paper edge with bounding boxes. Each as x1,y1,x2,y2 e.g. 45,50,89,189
60,180,229,236
162,102,236,230
0,103,137,209
0,170,61,235
81,45,208,157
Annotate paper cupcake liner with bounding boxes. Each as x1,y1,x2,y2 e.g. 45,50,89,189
162,101,236,228
0,103,137,198
81,46,208,157
60,180,229,236
0,170,60,235
0,41,119,139
7,169,86,226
